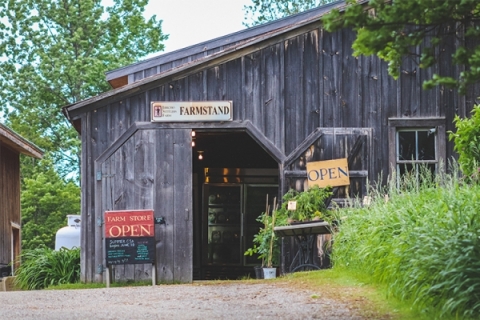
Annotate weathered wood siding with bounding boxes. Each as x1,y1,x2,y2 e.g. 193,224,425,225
78,22,479,283
0,145,20,267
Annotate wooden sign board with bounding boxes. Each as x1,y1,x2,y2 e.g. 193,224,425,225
306,158,350,188
104,210,155,267
104,209,154,238
106,237,155,265
151,101,232,122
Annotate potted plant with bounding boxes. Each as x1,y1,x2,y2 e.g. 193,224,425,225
245,197,287,279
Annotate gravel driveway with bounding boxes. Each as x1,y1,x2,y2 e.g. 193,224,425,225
0,281,365,319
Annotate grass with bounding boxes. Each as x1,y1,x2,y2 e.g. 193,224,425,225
15,247,80,290
332,164,480,319
276,268,429,320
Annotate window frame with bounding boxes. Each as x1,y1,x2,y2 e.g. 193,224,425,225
388,117,446,177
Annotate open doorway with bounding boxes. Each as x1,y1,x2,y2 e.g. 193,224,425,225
191,131,279,280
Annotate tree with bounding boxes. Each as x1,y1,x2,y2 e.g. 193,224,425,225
0,0,168,179
21,162,81,250
322,0,480,94
243,0,334,27
0,0,168,248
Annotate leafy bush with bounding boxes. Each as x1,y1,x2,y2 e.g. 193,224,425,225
276,185,334,223
333,167,480,319
449,104,480,181
15,247,80,290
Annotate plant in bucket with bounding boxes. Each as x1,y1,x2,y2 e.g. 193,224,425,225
245,196,286,279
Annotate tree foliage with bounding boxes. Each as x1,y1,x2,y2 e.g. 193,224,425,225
449,105,480,180
0,0,168,249
21,161,81,250
322,0,480,93
243,0,334,27
0,0,168,178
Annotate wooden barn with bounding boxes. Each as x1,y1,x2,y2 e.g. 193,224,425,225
62,1,480,283
0,123,43,277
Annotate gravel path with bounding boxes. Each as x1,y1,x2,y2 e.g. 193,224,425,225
0,281,365,319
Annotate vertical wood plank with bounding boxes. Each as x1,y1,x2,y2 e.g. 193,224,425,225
284,35,304,154
226,58,244,120
155,129,175,282
173,129,193,282
322,29,341,128
303,30,320,136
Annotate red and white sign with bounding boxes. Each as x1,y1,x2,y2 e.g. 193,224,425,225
104,209,154,238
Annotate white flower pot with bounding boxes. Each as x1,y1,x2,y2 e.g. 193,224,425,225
263,267,276,279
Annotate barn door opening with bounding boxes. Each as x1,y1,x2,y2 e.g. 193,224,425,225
191,131,279,280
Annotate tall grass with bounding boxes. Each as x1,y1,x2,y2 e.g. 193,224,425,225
15,247,80,290
333,164,480,319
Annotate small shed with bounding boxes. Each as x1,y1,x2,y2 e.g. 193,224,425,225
63,1,480,283
0,123,43,276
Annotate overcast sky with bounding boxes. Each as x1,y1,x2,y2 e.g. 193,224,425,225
148,0,251,54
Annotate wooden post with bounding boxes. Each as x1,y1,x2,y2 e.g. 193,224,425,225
152,263,156,286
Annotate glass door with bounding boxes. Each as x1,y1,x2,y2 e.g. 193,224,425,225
203,184,242,265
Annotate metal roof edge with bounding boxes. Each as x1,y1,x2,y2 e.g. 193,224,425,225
105,0,346,82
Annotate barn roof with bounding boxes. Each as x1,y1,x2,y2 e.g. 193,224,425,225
0,123,43,158
63,0,353,124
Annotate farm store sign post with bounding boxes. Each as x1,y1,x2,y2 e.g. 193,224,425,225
104,209,156,287
306,158,350,188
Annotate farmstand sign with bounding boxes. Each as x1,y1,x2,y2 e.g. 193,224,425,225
151,101,232,122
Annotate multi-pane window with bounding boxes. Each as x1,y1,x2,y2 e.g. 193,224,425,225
396,128,437,176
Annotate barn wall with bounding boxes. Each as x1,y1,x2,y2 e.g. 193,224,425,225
79,24,480,282
0,145,20,266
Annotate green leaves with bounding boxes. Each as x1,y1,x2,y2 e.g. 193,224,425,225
449,105,480,180
333,166,480,318
322,0,480,93
243,0,334,27
14,247,80,290
0,0,168,249
0,0,168,177
21,164,80,250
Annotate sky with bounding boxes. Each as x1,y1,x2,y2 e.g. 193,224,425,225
146,0,252,55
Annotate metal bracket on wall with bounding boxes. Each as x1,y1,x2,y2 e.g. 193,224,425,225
96,171,115,181
154,217,166,225
97,264,106,274
97,217,104,227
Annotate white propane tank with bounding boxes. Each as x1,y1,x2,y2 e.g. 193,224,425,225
55,215,81,250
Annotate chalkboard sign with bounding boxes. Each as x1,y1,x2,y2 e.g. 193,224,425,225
106,237,155,265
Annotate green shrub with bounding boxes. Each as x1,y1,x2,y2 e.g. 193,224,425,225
276,185,334,223
333,167,480,319
15,247,80,290
449,104,480,181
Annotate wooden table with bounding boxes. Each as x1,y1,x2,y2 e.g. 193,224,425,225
274,221,332,273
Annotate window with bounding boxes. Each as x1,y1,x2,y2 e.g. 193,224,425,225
388,118,446,178
396,128,437,175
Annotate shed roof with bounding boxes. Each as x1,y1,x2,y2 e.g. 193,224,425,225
63,0,352,123
0,123,43,158
105,0,346,86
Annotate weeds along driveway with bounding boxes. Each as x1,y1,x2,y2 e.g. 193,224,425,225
0,280,377,320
